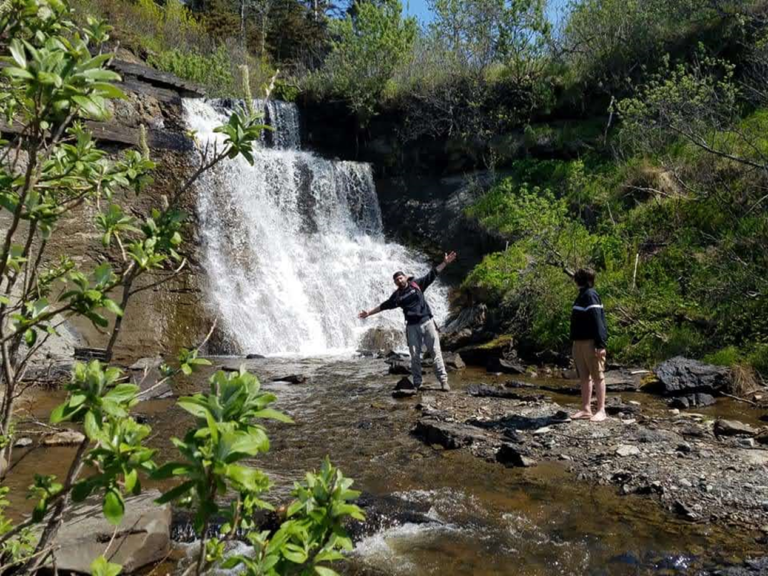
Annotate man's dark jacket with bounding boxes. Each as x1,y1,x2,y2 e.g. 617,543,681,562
570,287,608,349
379,268,439,325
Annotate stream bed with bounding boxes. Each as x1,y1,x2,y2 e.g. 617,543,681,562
8,355,767,575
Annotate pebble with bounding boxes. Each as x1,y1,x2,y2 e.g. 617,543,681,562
669,409,681,416
14,437,33,448
616,445,641,457
533,426,552,435
629,400,641,406
680,478,693,488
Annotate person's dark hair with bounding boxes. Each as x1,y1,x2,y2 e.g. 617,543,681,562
393,271,405,280
574,268,596,288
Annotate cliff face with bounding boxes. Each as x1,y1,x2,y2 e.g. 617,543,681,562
0,57,214,363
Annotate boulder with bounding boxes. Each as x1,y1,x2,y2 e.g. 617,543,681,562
48,489,171,574
714,419,757,437
359,327,403,353
486,357,525,375
496,443,536,467
654,357,731,395
246,353,266,359
667,393,716,410
443,352,466,371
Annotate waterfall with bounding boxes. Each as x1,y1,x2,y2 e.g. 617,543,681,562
184,99,449,356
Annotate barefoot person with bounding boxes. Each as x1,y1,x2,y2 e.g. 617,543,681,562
570,268,608,422
358,252,457,391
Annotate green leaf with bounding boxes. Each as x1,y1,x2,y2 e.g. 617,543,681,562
155,480,195,504
124,468,138,494
71,480,95,503
314,567,340,576
4,67,34,80
83,411,100,440
9,41,26,67
103,488,125,526
252,408,294,423
90,555,122,576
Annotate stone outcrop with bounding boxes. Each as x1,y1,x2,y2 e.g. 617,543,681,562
48,489,171,574
654,357,731,395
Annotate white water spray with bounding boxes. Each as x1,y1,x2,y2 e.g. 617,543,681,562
184,99,448,355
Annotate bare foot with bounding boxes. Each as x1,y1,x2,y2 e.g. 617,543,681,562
571,410,592,420
590,410,607,422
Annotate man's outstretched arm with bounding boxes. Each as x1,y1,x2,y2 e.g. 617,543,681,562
358,305,382,319
416,251,458,290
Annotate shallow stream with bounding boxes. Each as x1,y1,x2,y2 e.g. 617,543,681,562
10,356,765,575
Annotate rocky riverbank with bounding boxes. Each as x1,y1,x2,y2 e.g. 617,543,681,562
409,381,768,535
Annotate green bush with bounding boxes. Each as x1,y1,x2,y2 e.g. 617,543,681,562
148,45,235,97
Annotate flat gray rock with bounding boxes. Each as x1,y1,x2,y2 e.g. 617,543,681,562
49,489,171,574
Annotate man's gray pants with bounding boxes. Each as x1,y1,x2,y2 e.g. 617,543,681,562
406,319,449,388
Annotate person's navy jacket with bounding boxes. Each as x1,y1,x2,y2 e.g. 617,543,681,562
379,268,439,325
570,287,608,350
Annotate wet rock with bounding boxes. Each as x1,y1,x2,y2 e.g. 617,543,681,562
466,384,543,401
668,393,716,409
270,374,307,385
394,377,416,391
654,357,731,395
441,305,489,350
504,380,537,389
387,359,411,376
349,493,436,541
246,353,266,359
412,418,493,449
392,389,417,399
756,431,768,445
714,419,756,437
616,445,641,457
605,397,641,416
486,357,525,375
43,429,85,446
48,489,171,573
496,443,536,467
672,499,700,520
443,352,466,371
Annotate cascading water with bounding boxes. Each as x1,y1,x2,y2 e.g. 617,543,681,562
184,98,449,355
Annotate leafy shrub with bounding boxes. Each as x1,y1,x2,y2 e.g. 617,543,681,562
148,45,235,96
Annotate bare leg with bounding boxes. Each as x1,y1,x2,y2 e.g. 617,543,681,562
590,373,607,422
573,376,593,419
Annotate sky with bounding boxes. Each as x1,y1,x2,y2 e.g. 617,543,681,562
403,0,570,26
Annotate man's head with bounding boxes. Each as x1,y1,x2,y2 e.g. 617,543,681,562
574,268,596,289
393,271,408,289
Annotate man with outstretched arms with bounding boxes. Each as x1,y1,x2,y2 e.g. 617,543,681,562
359,252,457,391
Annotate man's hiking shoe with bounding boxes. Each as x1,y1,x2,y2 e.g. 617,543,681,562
440,382,451,392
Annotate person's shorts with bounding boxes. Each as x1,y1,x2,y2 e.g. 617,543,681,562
572,339,605,382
